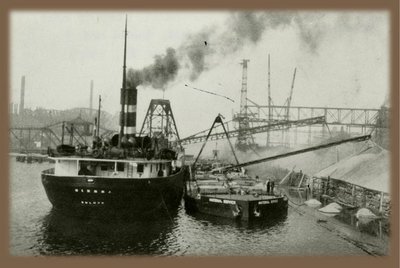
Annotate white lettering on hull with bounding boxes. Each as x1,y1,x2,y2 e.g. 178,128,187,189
209,198,236,204
259,199,279,205
74,188,112,194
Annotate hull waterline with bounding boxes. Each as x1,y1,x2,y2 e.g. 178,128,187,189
42,168,186,218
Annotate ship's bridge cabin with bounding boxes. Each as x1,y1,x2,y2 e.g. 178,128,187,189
51,157,177,178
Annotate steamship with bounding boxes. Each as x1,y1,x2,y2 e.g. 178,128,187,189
41,19,186,218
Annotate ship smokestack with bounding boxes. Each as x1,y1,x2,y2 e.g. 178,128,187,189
124,86,137,138
19,75,25,115
119,16,137,146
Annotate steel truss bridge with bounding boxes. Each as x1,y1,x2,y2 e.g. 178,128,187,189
246,104,388,129
180,116,325,145
180,105,389,146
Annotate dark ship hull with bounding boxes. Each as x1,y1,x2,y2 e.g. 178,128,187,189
42,167,185,218
184,193,288,221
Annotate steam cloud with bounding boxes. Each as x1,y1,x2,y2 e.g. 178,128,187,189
126,11,359,89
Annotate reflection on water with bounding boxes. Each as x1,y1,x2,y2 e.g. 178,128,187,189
36,207,288,256
37,208,180,256
187,209,288,231
10,160,386,256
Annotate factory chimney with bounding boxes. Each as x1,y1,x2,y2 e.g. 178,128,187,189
14,103,19,115
19,76,25,115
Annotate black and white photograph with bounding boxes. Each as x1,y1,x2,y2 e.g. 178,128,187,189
9,10,392,257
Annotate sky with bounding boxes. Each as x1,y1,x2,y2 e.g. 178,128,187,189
10,11,389,139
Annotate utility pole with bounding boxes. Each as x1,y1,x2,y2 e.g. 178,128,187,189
267,54,271,147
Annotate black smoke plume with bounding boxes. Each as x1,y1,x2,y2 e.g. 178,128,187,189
126,48,179,89
127,11,336,88
180,28,216,81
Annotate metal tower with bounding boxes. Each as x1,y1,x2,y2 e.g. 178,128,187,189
267,54,271,147
236,59,254,150
139,99,182,150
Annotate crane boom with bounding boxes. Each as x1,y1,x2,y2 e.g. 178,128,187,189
180,116,325,145
286,68,297,120
193,115,239,166
218,134,371,172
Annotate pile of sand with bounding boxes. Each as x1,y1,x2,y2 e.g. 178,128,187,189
314,146,389,193
356,208,378,219
241,142,366,179
318,202,342,214
305,199,322,207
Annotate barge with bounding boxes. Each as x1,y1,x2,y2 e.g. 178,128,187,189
184,115,288,220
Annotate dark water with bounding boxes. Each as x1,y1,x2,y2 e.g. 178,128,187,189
10,159,387,256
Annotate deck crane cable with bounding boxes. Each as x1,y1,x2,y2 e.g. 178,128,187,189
183,119,234,139
185,84,235,103
286,68,297,120
193,114,239,166
157,187,174,224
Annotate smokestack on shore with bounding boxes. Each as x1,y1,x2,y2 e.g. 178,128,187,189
14,103,19,115
19,76,25,115
90,80,93,116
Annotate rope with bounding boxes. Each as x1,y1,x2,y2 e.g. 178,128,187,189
185,84,235,103
158,188,174,224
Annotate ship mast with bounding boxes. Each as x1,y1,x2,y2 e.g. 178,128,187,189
119,16,128,148
97,95,101,137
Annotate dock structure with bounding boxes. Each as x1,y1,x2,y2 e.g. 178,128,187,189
312,145,390,218
9,117,116,154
